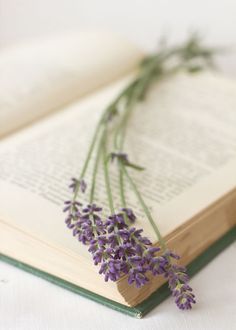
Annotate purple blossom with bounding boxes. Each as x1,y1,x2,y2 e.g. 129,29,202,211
63,200,82,228
127,267,149,288
99,259,123,282
63,198,195,310
114,243,136,259
64,202,105,245
162,251,196,310
63,200,82,213
105,213,127,233
69,177,87,193
149,255,168,275
96,212,163,288
82,204,105,236
122,208,136,223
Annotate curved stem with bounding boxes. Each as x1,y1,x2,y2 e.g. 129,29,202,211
120,162,166,250
102,129,115,214
89,129,104,204
119,162,126,208
73,120,103,201
79,123,101,180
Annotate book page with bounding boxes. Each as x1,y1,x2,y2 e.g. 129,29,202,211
0,31,142,138
0,72,236,257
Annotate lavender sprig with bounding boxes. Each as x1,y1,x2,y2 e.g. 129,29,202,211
163,251,196,310
63,35,217,310
65,203,195,309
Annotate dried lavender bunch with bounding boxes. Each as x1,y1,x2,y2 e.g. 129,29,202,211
63,35,216,310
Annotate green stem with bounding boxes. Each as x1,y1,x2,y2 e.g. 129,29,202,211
114,67,183,217
73,120,103,201
80,123,101,179
115,79,149,213
102,129,115,214
120,162,167,250
73,35,216,248
89,129,104,204
116,100,136,208
113,69,161,151
74,63,182,202
115,99,135,211
114,100,134,150
119,162,126,208
73,80,140,201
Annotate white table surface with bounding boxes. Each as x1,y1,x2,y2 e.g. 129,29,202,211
1,242,236,330
0,1,236,329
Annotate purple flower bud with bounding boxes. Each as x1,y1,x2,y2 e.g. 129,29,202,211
163,251,196,310
69,178,87,193
111,152,128,163
93,249,104,265
97,236,107,246
165,250,181,260
122,208,136,223
128,268,149,288
107,234,119,248
117,229,130,241
80,179,87,193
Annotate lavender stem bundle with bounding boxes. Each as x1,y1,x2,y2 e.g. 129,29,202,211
63,35,216,310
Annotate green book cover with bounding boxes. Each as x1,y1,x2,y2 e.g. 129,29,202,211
1,226,235,318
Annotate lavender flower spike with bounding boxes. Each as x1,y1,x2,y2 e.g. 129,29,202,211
164,251,196,310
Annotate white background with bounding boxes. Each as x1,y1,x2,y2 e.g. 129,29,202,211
0,1,236,329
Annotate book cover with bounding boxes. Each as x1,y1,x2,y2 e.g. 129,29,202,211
1,226,235,318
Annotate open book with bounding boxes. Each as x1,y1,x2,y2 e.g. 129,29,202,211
0,31,236,318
